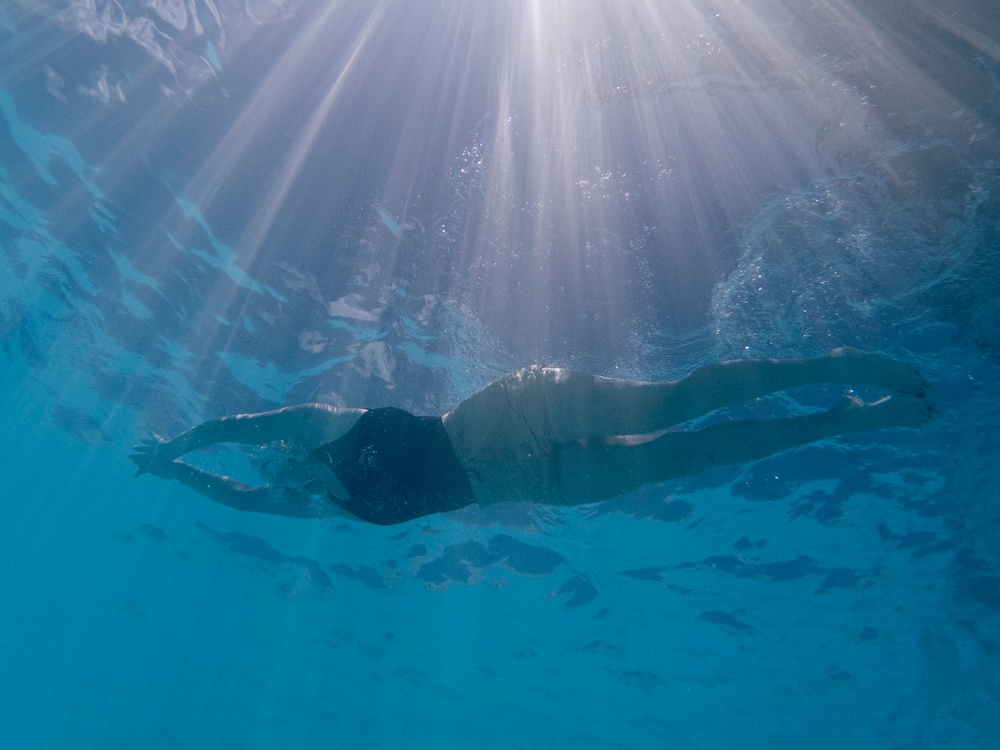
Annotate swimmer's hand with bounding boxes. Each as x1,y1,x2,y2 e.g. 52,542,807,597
130,436,178,478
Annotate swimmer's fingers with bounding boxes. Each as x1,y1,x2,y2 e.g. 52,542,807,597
130,451,157,477
131,459,156,477
130,443,159,471
130,435,172,476
130,453,180,479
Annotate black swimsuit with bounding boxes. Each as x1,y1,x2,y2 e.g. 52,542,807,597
313,407,476,525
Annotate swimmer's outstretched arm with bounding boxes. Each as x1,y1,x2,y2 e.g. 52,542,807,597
132,403,365,471
150,459,339,519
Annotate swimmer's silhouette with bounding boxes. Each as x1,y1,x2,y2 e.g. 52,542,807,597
132,348,931,524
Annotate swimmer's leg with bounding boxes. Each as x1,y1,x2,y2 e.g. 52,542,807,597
555,394,932,505
530,348,926,443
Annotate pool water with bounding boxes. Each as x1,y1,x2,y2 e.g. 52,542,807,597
2,2,999,748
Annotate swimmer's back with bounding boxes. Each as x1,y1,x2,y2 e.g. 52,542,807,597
313,407,475,524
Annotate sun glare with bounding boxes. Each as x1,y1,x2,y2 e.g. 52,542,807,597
69,0,999,368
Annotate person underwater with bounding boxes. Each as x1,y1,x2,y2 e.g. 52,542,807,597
132,348,931,525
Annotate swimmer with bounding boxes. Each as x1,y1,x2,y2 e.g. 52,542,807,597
131,348,931,525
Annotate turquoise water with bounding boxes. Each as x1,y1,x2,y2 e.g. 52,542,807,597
2,1,1000,748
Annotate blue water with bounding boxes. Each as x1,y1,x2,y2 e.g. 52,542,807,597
2,1,1000,748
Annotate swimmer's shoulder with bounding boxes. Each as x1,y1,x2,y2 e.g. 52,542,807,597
275,403,367,449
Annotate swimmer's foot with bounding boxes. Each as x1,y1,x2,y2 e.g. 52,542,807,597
828,347,927,396
827,393,933,433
